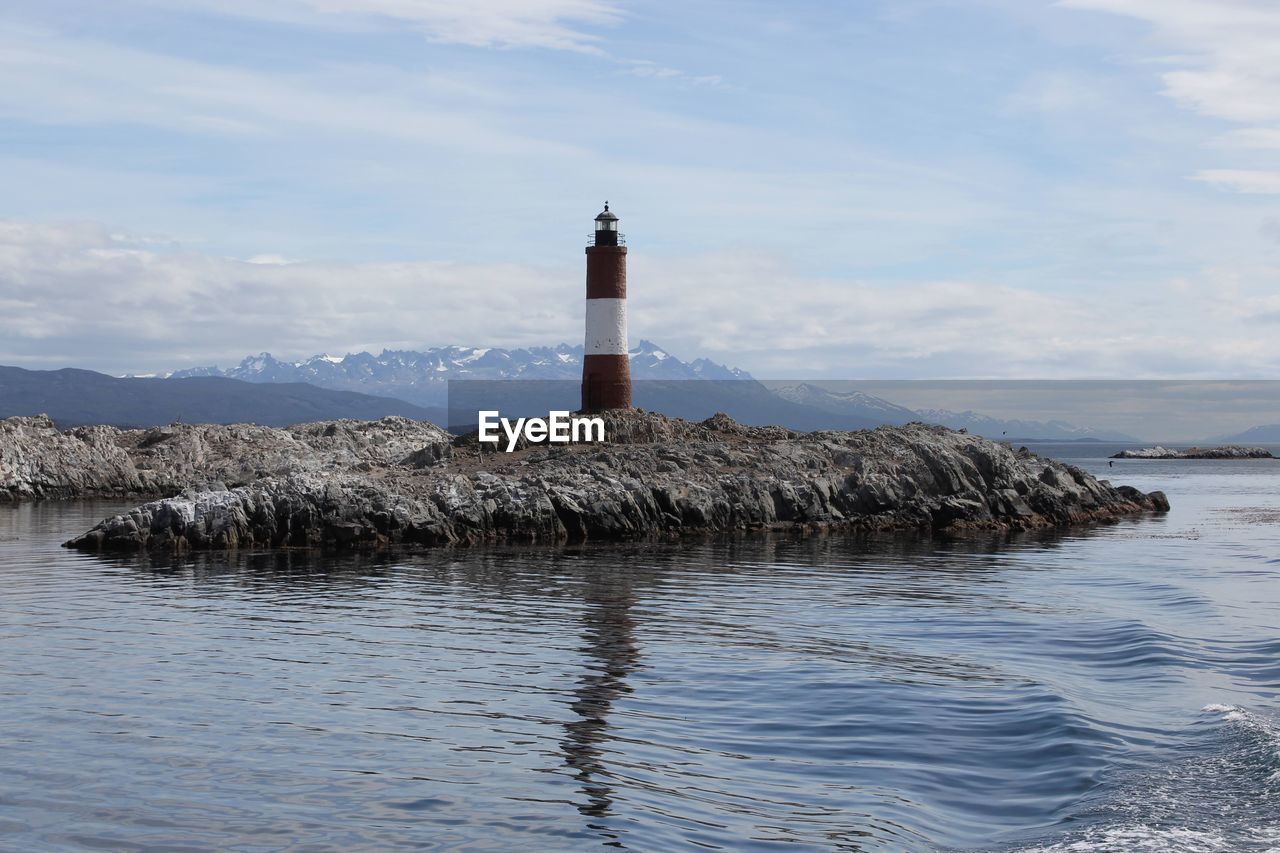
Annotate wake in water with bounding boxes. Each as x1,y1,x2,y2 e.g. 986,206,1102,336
4,467,1277,850
1016,704,1280,852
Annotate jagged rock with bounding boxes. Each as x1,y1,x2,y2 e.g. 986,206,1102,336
1111,445,1274,460
1,415,451,500
0,415,143,499
3,410,1167,554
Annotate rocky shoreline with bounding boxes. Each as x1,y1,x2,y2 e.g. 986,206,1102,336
0,412,1169,553
1111,445,1274,460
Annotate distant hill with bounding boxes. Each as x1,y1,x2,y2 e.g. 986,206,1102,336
168,340,750,408
766,383,921,426
761,384,1138,441
912,408,1140,442
1217,424,1280,443
0,366,443,428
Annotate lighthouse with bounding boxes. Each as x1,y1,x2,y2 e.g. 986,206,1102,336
581,202,632,412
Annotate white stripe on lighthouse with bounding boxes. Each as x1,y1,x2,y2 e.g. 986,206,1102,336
584,298,628,356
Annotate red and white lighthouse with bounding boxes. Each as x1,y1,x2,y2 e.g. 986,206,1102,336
581,202,632,412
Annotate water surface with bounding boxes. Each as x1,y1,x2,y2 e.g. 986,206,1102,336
2,446,1278,850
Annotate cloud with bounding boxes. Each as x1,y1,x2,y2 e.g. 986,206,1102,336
4,3,1280,383
1006,71,1108,114
1059,0,1280,192
4,218,1279,380
0,219,579,373
0,25,580,158
1212,128,1280,149
0,21,1015,266
1194,169,1280,194
631,251,1280,378
151,0,623,52
309,0,621,50
621,60,723,87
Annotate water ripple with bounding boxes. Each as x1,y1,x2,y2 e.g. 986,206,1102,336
1,461,1279,850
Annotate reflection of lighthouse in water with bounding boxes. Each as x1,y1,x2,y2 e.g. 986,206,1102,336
581,203,632,412
561,567,640,820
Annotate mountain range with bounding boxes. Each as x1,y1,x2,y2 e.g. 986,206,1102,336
0,342,1157,440
1215,423,1280,443
912,408,1139,442
169,341,748,408
157,347,1139,440
764,383,1141,441
0,366,439,428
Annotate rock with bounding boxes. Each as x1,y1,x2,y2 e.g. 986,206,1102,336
0,415,142,500
1,414,452,500
1111,445,1274,460
17,411,1171,554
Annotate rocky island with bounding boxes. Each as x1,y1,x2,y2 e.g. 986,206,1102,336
0,413,1168,553
1111,445,1274,460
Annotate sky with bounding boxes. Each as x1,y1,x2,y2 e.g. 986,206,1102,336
2,0,1280,378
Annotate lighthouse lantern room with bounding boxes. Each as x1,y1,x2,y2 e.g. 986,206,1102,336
594,205,620,245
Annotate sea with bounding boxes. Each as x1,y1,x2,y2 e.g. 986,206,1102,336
1,443,1278,851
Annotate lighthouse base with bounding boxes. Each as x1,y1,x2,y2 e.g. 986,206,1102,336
581,354,632,412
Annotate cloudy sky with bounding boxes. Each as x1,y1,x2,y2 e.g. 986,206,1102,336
3,0,1280,377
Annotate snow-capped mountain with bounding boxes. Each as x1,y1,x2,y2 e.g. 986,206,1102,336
168,341,751,407
165,349,1133,439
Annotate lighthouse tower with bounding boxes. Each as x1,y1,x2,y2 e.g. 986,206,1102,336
581,203,632,412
